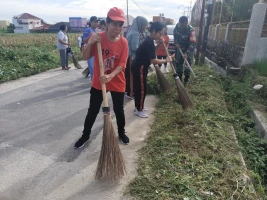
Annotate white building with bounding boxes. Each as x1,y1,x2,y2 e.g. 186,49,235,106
12,13,42,33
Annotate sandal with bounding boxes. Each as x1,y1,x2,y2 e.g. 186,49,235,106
62,67,69,70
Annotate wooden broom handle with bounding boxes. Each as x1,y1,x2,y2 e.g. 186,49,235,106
162,43,177,74
96,32,109,107
178,48,196,78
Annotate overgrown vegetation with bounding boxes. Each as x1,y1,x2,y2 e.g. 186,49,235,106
224,66,267,195
0,33,82,83
128,65,266,199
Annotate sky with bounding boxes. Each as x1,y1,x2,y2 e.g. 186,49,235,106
0,0,195,24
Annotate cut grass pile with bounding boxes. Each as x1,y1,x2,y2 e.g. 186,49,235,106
128,65,265,199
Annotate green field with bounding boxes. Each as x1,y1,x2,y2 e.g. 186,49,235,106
0,33,82,83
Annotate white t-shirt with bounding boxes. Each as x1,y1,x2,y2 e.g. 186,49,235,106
57,30,68,50
78,36,83,48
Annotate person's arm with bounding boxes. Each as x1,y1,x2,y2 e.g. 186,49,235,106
166,36,170,49
82,29,91,43
151,56,172,65
148,39,172,65
57,32,69,45
100,66,124,84
58,39,69,45
186,29,196,57
82,34,101,60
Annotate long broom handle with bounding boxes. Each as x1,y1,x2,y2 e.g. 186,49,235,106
96,34,109,108
178,48,196,78
162,43,177,74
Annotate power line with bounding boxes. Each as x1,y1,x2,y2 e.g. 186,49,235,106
130,0,150,17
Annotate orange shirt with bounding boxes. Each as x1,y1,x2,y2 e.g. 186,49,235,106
156,35,169,56
90,32,128,92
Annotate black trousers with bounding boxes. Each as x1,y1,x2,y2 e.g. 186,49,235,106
156,55,167,67
83,87,125,136
125,56,134,97
132,65,147,112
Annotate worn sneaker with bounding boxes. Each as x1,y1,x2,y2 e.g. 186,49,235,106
165,68,169,73
134,107,148,112
125,95,134,100
134,110,149,118
74,134,90,149
119,133,129,145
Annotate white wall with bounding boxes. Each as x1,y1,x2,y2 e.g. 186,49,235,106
12,18,41,33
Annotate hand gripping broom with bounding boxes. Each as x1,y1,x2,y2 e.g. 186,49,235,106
162,43,193,110
178,48,196,78
95,34,126,180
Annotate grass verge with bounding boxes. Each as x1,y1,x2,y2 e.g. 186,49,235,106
127,65,265,199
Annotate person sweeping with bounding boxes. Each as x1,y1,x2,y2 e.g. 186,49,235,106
132,21,172,118
155,25,170,73
125,16,148,100
74,7,129,149
173,16,196,85
82,16,100,79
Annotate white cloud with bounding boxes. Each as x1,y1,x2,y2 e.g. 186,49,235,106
0,0,196,24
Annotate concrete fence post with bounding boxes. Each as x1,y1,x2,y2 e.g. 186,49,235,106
242,3,267,65
225,23,232,43
214,24,220,41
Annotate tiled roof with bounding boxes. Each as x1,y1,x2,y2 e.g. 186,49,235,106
17,13,40,20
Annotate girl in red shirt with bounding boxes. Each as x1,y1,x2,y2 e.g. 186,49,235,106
74,7,129,149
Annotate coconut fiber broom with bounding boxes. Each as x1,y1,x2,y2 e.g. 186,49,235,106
95,36,126,180
67,47,83,69
154,64,172,94
82,68,90,77
162,43,193,110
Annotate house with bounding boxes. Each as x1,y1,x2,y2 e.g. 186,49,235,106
47,22,70,32
12,13,42,33
0,20,10,29
153,15,174,25
30,24,52,33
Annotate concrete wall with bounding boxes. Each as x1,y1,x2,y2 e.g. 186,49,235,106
256,37,267,60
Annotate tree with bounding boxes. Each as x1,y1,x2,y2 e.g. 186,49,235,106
7,23,15,33
212,0,257,24
41,19,48,25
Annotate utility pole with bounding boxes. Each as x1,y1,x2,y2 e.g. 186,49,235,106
200,0,213,64
126,0,129,25
195,0,205,65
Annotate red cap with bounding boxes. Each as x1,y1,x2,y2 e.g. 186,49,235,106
107,7,126,22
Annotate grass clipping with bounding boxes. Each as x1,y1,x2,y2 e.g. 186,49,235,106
128,65,261,199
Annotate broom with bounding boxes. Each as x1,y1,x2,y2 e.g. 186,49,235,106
72,55,83,69
163,44,194,110
178,48,196,78
95,35,126,180
67,47,83,69
82,67,90,77
154,65,172,94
